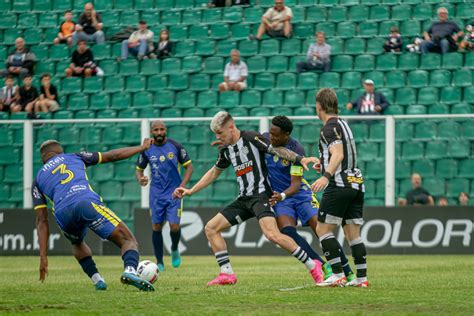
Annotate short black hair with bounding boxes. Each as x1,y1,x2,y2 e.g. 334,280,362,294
64,9,72,14
23,74,32,79
40,73,51,80
272,115,293,134
139,20,147,24
5,75,14,80
40,140,62,156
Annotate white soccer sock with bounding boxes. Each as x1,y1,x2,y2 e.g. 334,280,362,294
220,262,234,275
124,266,137,275
91,273,104,285
291,247,315,270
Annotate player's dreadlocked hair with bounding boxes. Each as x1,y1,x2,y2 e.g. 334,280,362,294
316,88,339,115
272,115,293,135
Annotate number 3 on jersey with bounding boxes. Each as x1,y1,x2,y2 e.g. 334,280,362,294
52,164,75,184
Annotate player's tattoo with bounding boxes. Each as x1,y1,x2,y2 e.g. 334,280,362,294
268,146,302,163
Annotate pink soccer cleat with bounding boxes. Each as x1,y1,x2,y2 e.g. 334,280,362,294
309,260,324,284
206,273,237,286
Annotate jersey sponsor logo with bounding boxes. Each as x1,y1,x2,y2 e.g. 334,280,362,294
235,161,253,177
159,155,166,162
347,176,364,184
32,186,42,200
79,151,93,158
180,149,187,160
150,155,158,162
167,152,175,160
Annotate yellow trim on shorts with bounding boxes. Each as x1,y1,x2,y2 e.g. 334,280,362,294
34,204,47,210
91,202,121,227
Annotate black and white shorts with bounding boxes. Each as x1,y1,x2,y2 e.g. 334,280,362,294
220,193,275,226
318,186,364,226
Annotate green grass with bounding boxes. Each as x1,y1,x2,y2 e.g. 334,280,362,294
0,255,473,315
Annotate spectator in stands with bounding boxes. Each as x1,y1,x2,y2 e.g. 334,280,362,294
383,26,403,53
459,24,474,52
398,173,434,206
17,74,39,118
296,32,331,73
437,196,449,206
65,40,97,78
251,0,293,40
72,2,105,46
420,7,463,54
0,76,18,112
208,0,249,7
152,30,173,59
35,74,59,113
218,49,248,92
458,192,470,206
119,21,154,61
346,80,390,115
0,38,37,79
54,10,75,46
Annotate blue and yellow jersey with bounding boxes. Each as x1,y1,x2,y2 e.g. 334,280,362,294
32,152,102,212
136,138,191,198
262,133,313,199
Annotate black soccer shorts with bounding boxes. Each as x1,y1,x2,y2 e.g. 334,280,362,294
318,186,365,226
220,193,275,226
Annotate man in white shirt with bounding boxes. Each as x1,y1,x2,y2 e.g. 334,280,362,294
120,21,154,60
251,0,293,40
219,49,248,92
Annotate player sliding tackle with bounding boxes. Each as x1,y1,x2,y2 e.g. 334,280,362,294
32,139,156,291
173,111,324,286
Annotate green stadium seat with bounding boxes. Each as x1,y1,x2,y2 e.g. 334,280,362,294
254,73,274,90
68,94,89,111
391,4,412,21
451,103,472,114
99,181,122,200
125,75,146,92
189,74,210,91
442,53,463,70
239,39,258,57
216,39,237,56
376,54,397,71
319,72,340,88
420,53,441,70
395,160,411,180
13,0,31,11
400,20,421,37
334,88,350,105
202,7,222,24
465,53,474,69
291,5,305,23
328,6,347,22
240,90,261,108
169,25,188,41
91,44,111,60
230,23,250,40
293,107,314,116
160,58,181,74
358,142,379,161
219,91,239,107
332,55,353,72
210,24,229,40
341,72,362,89
412,159,435,178
262,90,283,107
398,53,419,70
417,87,438,105
438,121,460,140
99,60,118,76
440,87,461,104
154,0,174,9
246,55,266,73
429,70,450,87
183,107,205,117
337,22,356,38
294,23,315,38
407,70,429,88
223,7,243,23
402,141,424,160
463,86,474,103
447,139,470,158
244,7,263,23
396,87,416,105
122,181,140,201
259,39,280,56
284,90,305,108
395,122,414,141
422,177,445,197
74,110,95,119
459,160,474,178
119,59,139,75
446,178,469,198
174,40,195,58
161,10,181,25
203,57,224,73
297,72,318,90
428,103,449,114
181,56,202,73
189,25,209,40
0,0,10,11
359,21,378,37
119,11,140,26
436,159,458,178
197,91,217,108
353,55,375,72
267,56,288,73
351,122,369,139
276,73,296,90
168,74,188,90
31,44,49,61
306,7,326,22
104,75,124,93
413,3,433,20
349,5,369,22
61,77,81,94
48,45,69,60
414,121,436,140
316,22,335,37
154,90,174,107
424,140,446,159
174,91,195,108
110,92,132,110
385,71,405,88
181,9,201,25
344,38,365,55
132,91,153,108
456,3,474,19
145,74,166,92
281,38,302,56
90,92,109,110
370,5,389,21
453,69,472,87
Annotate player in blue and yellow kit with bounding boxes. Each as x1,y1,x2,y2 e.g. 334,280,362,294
136,121,193,272
32,139,155,291
264,116,355,281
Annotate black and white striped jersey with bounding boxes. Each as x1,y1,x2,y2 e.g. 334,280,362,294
214,130,273,197
319,117,365,191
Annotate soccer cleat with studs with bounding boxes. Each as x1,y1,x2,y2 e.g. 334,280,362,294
206,273,237,286
121,272,155,292
316,274,347,287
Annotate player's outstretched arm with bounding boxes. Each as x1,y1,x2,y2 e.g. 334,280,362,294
101,138,154,163
173,166,222,199
269,146,319,171
311,143,344,192
35,206,49,282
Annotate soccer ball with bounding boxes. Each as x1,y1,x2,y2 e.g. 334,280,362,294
137,260,159,284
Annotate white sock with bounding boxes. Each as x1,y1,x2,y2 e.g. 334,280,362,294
305,259,315,270
125,266,137,274
220,262,234,275
91,273,104,285
334,272,345,279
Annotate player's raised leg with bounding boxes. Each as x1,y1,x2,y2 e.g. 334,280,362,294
259,217,324,283
204,214,237,286
72,241,107,290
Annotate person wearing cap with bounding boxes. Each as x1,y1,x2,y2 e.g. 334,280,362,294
346,80,390,115
119,21,154,61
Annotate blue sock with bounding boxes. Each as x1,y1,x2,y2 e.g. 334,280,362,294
281,226,325,264
170,229,181,252
122,249,139,270
152,230,164,264
340,248,354,276
78,256,99,278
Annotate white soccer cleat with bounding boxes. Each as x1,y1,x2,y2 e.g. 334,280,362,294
345,278,369,288
316,274,347,287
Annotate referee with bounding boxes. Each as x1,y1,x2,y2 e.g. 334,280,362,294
311,88,368,288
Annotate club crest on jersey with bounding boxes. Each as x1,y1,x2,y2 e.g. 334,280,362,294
281,159,289,166
167,152,175,160
159,155,166,162
241,146,249,155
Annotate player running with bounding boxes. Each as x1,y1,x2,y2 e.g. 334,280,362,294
263,115,355,282
136,120,193,272
174,111,323,286
311,88,368,287
32,139,155,291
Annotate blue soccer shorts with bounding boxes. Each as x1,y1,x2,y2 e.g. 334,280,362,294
54,199,121,244
150,196,182,225
274,194,319,226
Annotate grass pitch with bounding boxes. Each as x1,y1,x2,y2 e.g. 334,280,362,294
1,255,473,315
